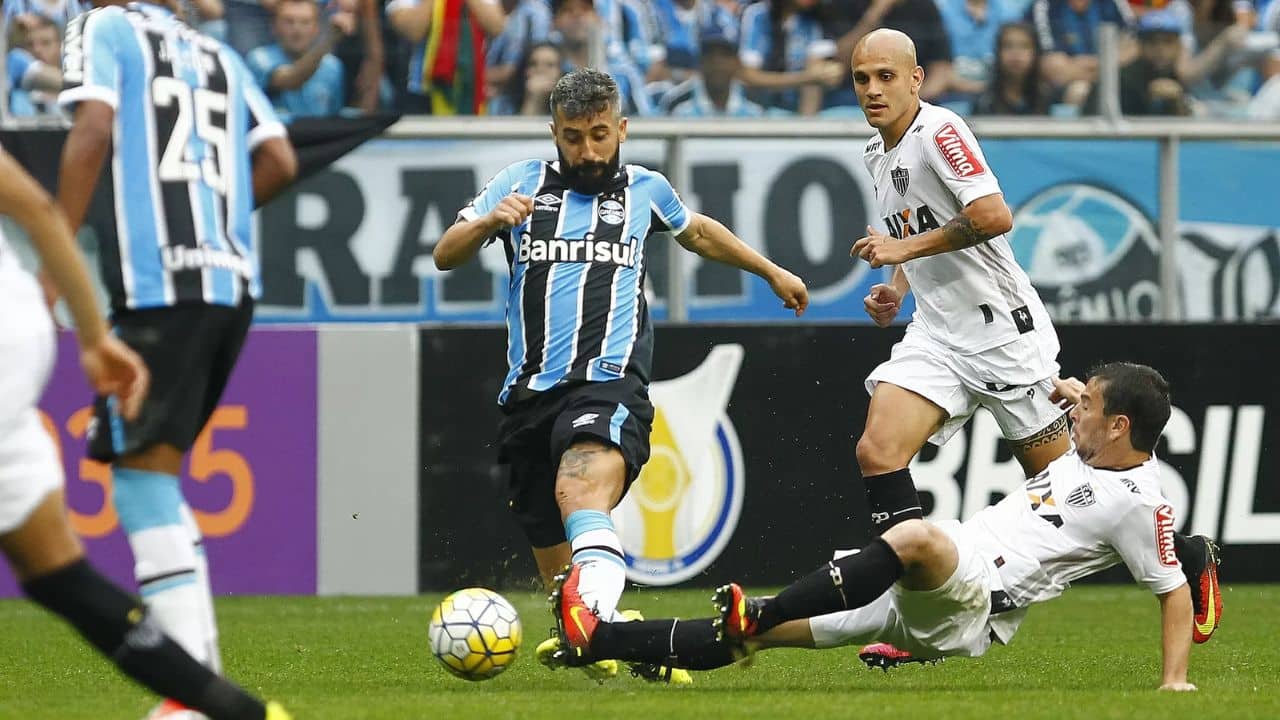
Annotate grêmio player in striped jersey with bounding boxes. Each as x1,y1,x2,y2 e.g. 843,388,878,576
434,67,808,683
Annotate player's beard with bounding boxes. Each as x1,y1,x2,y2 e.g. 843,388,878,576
557,145,621,195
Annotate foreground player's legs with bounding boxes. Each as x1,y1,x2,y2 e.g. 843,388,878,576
0,491,279,720
720,518,959,638
113,443,218,667
856,383,947,534
555,439,628,621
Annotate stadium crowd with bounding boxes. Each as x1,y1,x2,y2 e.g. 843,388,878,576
6,0,1280,119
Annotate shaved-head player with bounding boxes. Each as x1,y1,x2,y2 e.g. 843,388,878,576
756,27,1219,660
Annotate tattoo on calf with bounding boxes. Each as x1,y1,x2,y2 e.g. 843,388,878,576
558,446,603,479
1013,414,1069,452
941,214,986,251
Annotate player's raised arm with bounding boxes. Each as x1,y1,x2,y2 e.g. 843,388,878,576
675,213,808,316
0,149,148,420
1157,583,1196,691
852,193,1013,268
435,192,534,270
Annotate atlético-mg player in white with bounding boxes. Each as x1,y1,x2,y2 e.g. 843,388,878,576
844,29,1219,650
849,29,1071,536
551,364,1200,691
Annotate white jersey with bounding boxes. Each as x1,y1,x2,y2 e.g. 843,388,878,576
865,102,1052,355
964,450,1186,638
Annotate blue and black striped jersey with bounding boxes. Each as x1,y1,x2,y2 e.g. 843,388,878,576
459,161,692,406
59,2,287,312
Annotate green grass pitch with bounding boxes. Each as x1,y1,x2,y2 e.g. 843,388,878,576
1,585,1276,719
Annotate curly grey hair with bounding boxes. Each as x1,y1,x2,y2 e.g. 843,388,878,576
549,67,621,120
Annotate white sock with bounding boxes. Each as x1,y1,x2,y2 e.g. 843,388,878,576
113,469,209,666
565,510,627,621
182,505,222,672
129,523,208,664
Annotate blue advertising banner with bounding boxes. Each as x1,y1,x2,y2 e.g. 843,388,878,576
250,137,1280,324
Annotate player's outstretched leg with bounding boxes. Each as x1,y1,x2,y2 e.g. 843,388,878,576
1175,534,1222,643
2,492,289,720
716,535,909,642
546,564,733,677
617,609,693,685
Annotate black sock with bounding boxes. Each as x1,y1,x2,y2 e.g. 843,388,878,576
864,468,923,533
589,618,737,670
1173,532,1202,577
22,559,266,720
756,537,905,634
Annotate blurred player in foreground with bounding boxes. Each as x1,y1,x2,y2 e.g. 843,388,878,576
0,146,290,720
551,363,1201,691
56,2,298,715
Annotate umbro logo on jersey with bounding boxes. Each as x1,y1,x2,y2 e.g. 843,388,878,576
1066,484,1096,508
572,413,600,428
534,193,562,212
891,167,910,196
933,122,986,178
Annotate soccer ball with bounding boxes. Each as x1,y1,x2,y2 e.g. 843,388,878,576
428,587,522,681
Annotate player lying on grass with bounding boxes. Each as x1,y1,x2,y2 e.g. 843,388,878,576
546,363,1202,690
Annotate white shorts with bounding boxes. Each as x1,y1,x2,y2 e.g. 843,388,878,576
865,324,1064,446
808,520,997,658
0,272,63,534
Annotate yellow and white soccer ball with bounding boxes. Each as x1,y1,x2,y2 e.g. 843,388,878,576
428,587,522,681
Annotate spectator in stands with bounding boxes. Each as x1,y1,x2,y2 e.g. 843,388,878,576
1247,49,1280,117
598,0,666,77
389,0,509,114
491,41,564,114
1173,0,1254,97
1027,0,1134,105
822,0,958,101
663,35,766,115
2,0,85,30
332,0,390,113
738,0,844,114
551,0,658,114
176,0,227,39
937,0,1024,98
224,0,278,57
248,0,355,119
650,0,740,83
1086,9,1192,113
974,21,1056,113
6,14,63,117
486,0,554,98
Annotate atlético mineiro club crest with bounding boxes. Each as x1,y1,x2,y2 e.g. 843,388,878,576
891,167,910,196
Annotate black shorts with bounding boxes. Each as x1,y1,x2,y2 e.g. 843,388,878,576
497,375,654,548
87,300,254,463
